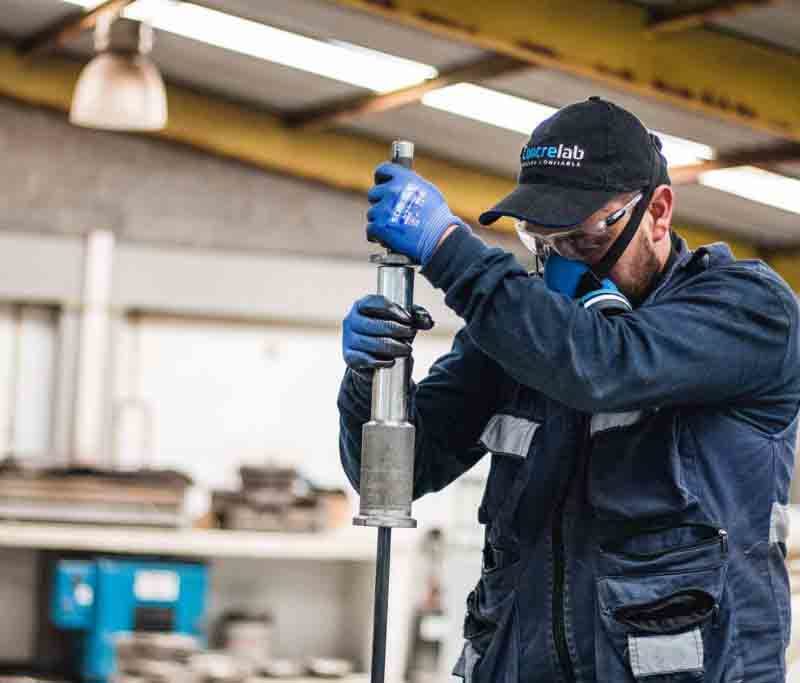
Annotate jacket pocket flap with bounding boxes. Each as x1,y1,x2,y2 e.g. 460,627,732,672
615,589,715,633
628,629,704,678
479,414,540,459
598,564,724,623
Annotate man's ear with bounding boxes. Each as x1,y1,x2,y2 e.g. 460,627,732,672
649,184,674,243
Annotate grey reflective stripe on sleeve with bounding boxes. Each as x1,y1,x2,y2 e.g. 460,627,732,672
464,643,480,683
770,501,791,545
627,628,703,679
479,414,540,459
590,410,644,436
452,645,466,678
451,642,480,682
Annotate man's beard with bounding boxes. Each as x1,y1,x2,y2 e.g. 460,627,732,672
619,235,662,306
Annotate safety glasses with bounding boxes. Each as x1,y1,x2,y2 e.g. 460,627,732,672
515,192,643,262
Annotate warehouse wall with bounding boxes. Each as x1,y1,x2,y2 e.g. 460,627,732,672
0,96,511,507
0,304,57,459
0,98,492,668
111,314,449,489
0,98,525,261
0,550,37,659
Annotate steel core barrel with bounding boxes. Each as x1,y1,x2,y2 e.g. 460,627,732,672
353,140,417,530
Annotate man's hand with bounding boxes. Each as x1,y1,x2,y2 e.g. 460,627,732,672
342,295,434,373
366,162,467,266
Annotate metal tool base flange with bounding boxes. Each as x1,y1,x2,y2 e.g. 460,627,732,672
353,515,417,528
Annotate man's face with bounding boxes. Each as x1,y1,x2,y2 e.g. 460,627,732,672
579,188,672,305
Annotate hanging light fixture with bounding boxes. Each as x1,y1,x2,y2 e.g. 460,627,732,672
70,12,167,131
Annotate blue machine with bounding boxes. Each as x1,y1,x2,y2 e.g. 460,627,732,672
51,558,208,683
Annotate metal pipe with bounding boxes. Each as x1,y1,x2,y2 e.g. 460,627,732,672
370,265,414,423
355,141,419,683
354,140,418,530
370,526,392,683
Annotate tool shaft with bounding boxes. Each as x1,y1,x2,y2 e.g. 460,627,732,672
371,265,413,422
354,141,418,530
358,141,418,683
373,141,413,421
370,526,392,683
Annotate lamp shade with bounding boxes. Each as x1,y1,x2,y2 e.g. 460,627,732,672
70,18,167,132
70,52,167,131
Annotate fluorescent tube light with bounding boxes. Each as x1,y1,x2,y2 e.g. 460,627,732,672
64,0,438,93
699,166,800,215
423,83,556,135
64,2,712,163
422,83,714,166
656,131,714,167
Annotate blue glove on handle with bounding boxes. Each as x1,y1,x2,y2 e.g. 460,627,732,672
343,294,434,373
366,162,468,266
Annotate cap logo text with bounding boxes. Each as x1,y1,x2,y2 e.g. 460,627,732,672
521,144,585,168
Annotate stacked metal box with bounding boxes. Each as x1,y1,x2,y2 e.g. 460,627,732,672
113,633,250,683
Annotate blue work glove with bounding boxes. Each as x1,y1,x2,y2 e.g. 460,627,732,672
343,294,434,373
366,162,468,266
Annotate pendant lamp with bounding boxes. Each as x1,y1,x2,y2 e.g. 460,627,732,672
70,14,167,131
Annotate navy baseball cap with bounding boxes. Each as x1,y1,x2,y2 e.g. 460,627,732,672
479,96,669,229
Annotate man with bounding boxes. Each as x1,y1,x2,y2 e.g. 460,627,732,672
338,97,800,682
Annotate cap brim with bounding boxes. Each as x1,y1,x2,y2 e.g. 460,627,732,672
478,183,619,229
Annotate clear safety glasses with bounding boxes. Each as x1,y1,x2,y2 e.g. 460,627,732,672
515,192,643,262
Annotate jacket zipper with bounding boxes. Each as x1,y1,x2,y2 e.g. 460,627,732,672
552,418,591,683
552,498,576,683
609,528,728,561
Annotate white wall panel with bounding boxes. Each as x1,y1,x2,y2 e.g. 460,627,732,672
0,232,83,304
0,307,12,456
112,315,451,495
113,243,462,333
0,304,57,459
15,306,57,457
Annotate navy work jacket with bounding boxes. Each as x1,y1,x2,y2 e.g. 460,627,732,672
338,227,800,683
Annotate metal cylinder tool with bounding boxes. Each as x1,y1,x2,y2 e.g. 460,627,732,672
353,140,418,683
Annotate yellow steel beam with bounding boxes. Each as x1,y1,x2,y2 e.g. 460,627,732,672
758,250,800,292
645,0,779,35
323,0,800,143
670,142,800,185
677,224,759,260
0,47,773,272
0,46,512,233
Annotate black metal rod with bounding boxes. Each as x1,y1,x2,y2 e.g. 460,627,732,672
370,526,392,683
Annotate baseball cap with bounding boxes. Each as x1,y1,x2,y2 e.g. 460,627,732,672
479,96,669,229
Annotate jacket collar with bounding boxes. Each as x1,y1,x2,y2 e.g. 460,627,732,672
644,231,735,305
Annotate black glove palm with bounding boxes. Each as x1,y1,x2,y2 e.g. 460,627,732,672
342,294,434,372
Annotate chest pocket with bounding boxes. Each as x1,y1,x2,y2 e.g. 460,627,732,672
589,408,696,520
478,414,541,532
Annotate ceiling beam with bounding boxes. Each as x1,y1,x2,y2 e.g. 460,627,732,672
17,0,135,56
0,45,513,235
670,142,800,184
0,45,776,279
322,0,800,143
285,53,528,131
645,0,779,35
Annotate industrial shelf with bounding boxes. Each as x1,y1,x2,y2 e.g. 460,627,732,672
0,521,415,561
251,677,369,683
263,677,369,683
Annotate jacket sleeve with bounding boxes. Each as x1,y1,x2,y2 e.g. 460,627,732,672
421,227,799,415
337,328,501,499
